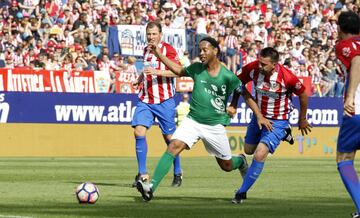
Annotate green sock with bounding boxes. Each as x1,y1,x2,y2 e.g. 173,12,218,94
151,151,175,192
231,156,244,170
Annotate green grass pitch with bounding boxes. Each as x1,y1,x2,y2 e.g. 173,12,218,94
0,157,357,218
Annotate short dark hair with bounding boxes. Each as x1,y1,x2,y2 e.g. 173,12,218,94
260,47,279,63
146,21,162,33
338,11,360,35
200,36,220,55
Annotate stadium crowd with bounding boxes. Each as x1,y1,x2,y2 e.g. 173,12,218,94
0,0,359,96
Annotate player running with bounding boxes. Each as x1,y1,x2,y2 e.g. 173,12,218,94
335,11,360,218
135,36,272,202
228,47,312,203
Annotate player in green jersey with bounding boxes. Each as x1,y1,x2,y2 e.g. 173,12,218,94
136,36,272,202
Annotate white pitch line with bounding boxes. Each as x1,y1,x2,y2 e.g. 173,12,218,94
0,215,35,218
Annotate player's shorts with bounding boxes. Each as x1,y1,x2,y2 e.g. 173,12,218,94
171,117,232,160
337,115,360,153
245,116,289,154
131,98,176,135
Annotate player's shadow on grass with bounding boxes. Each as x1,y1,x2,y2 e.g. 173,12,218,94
0,197,354,218
128,195,232,203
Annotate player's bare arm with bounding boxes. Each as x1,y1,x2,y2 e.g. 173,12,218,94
227,90,241,117
298,92,312,135
132,73,144,89
228,89,273,131
143,67,178,77
242,89,273,131
344,56,360,116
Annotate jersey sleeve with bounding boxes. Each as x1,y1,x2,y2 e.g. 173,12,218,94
165,44,180,65
283,68,306,95
184,62,202,79
336,38,360,72
229,73,242,94
237,61,257,85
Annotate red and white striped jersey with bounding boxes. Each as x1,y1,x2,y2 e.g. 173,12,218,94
138,42,180,104
238,60,305,120
225,35,238,49
335,36,360,85
97,60,110,72
336,36,360,113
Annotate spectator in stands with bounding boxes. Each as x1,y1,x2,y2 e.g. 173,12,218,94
5,54,14,68
74,56,88,71
62,54,74,71
124,56,137,74
225,29,238,73
0,0,356,96
101,46,110,58
176,92,190,126
72,12,92,42
87,37,103,58
85,55,98,71
179,51,191,67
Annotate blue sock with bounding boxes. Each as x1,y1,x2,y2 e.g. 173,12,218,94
166,140,182,175
238,159,264,193
173,155,182,175
338,160,360,213
135,136,147,174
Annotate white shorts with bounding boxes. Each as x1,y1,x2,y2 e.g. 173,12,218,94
171,117,232,160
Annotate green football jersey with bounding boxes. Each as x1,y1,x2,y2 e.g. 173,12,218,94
185,62,241,126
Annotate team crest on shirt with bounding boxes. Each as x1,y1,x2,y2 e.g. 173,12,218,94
262,82,270,89
211,84,218,92
211,97,225,113
261,81,280,91
269,80,280,90
295,82,302,90
342,47,351,57
221,85,226,95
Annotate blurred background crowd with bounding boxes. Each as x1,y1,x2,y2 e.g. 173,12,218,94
0,0,359,96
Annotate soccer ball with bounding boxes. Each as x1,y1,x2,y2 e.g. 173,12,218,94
75,182,99,204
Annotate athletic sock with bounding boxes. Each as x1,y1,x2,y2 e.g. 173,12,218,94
151,151,175,191
165,140,182,175
135,136,147,175
231,155,244,170
338,160,360,213
238,159,264,193
173,155,182,175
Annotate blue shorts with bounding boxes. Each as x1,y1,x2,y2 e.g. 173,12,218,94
337,115,360,153
245,116,289,154
131,98,176,135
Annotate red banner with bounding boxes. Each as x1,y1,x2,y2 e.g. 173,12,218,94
176,77,194,92
115,72,139,94
0,68,97,93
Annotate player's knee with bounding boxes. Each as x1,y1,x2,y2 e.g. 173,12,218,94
253,149,268,162
244,148,255,155
219,162,232,172
244,144,256,155
336,151,355,163
134,126,146,137
162,134,172,143
167,140,186,156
